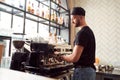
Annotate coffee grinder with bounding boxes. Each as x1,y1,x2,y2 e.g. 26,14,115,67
10,40,28,71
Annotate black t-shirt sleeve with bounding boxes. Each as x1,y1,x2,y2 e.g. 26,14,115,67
74,31,88,47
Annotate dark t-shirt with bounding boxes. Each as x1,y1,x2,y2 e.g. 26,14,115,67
73,26,96,68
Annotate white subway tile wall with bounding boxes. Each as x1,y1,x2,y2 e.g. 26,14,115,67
75,0,120,66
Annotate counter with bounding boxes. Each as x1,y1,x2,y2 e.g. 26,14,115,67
96,69,120,76
0,68,56,80
96,68,120,80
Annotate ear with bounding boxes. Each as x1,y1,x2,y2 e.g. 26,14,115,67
79,16,83,19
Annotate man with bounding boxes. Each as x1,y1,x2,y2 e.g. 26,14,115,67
61,7,96,80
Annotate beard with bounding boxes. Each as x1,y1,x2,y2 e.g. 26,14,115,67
75,18,80,27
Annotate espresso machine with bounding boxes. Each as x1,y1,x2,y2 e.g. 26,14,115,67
24,42,73,77
10,40,29,71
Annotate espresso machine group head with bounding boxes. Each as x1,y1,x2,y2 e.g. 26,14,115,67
28,42,55,67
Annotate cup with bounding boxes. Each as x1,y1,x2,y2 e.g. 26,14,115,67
0,42,5,64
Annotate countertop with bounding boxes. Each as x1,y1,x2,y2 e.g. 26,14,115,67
96,68,120,77
0,68,57,80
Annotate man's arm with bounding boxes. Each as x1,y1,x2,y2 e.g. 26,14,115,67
62,45,84,62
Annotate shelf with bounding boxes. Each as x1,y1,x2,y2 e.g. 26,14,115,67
0,2,68,29
26,11,68,29
51,0,68,12
35,0,69,13
0,2,24,14
0,35,11,40
0,0,70,45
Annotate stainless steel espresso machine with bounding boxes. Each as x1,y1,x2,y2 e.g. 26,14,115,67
24,42,73,77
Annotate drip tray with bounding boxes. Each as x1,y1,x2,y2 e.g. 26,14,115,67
25,64,74,77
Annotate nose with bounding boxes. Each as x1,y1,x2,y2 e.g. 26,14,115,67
72,21,75,24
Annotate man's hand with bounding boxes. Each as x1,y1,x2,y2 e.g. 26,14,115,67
56,54,63,62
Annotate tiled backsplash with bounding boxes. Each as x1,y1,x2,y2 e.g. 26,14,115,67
75,0,120,66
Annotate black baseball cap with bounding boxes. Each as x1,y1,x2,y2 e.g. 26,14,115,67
71,7,85,16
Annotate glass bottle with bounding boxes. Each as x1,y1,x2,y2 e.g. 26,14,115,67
41,5,44,17
51,10,54,21
31,3,34,14
27,1,31,13
57,0,61,11
19,0,23,9
36,3,40,16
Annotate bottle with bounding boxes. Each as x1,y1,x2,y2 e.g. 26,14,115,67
57,0,61,11
27,1,31,13
42,10,44,18
0,0,5,2
48,32,57,45
45,7,50,19
57,36,62,44
58,16,63,24
51,11,54,21
48,32,53,44
53,33,57,44
31,3,34,14
56,15,58,23
19,0,23,9
36,3,40,16
57,0,61,4
64,16,68,27
53,11,56,22
41,5,44,17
